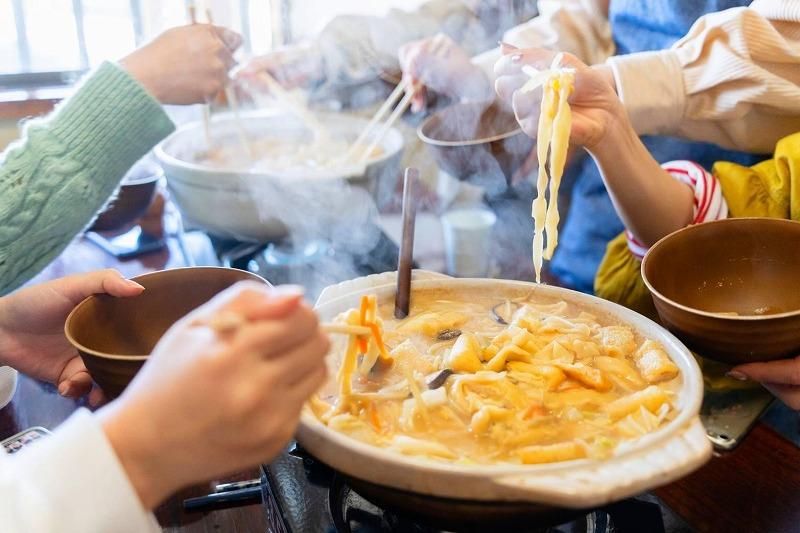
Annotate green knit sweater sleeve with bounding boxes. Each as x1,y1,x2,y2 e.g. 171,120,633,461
0,61,175,295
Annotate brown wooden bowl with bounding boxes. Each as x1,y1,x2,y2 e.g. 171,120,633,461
90,163,161,231
64,267,267,398
642,218,800,364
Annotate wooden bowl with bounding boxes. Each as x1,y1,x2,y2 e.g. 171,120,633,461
90,162,161,231
642,218,800,364
64,267,267,398
418,101,533,187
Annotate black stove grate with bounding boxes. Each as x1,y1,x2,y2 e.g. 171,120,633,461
260,443,681,533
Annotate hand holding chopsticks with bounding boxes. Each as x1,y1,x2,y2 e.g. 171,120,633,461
253,70,330,143
187,3,253,158
339,35,448,169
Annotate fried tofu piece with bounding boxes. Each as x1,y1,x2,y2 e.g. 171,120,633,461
444,333,483,373
633,340,679,383
598,326,635,357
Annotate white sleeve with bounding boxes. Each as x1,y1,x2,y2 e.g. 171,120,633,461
608,0,800,153
0,409,159,533
474,0,614,81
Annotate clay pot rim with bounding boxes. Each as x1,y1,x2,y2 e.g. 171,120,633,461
641,217,800,321
64,266,265,361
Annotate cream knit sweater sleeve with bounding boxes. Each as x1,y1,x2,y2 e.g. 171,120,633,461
0,62,174,295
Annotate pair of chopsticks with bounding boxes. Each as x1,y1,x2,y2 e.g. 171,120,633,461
253,70,330,143
340,36,448,169
183,479,262,512
187,3,254,160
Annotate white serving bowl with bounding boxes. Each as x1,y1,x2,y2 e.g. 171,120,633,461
298,271,711,509
154,110,404,242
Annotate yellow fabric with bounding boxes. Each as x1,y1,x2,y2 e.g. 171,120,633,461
594,132,800,389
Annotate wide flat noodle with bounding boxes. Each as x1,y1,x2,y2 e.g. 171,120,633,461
532,81,556,283
544,69,574,259
521,56,575,281
317,291,682,465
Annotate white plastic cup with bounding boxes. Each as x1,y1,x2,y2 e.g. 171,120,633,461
440,207,497,277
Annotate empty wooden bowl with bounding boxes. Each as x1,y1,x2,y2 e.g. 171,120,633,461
65,267,267,398
90,161,162,231
642,218,800,364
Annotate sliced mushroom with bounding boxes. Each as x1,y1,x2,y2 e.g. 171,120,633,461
436,328,462,341
492,301,522,325
427,369,454,389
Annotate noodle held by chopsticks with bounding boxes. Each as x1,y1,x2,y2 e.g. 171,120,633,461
520,53,575,282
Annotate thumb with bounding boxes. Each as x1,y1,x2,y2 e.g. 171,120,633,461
212,25,242,52
242,287,306,321
199,283,306,323
58,269,144,302
500,41,519,55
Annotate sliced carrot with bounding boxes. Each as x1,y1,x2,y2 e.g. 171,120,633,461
366,321,393,363
367,401,382,432
522,402,547,420
357,296,369,353
366,295,377,323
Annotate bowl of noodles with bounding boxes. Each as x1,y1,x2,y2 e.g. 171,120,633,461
297,271,710,517
154,109,404,242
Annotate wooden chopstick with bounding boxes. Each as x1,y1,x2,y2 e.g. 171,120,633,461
188,5,252,159
344,34,449,168
395,168,418,319
354,88,415,168
321,323,372,336
341,79,408,164
223,85,255,160
255,71,329,142
187,4,213,151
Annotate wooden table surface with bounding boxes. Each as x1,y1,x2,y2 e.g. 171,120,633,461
2,215,799,533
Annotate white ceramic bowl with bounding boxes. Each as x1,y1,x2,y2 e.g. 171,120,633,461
298,271,711,508
154,110,404,242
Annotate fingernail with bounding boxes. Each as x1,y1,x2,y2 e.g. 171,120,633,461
726,371,748,381
511,54,522,63
125,279,145,290
58,382,70,396
271,284,305,297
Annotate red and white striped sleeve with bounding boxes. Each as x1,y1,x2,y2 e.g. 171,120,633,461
626,160,728,259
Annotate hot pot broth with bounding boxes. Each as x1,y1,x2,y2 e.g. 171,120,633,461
192,133,383,175
311,288,682,465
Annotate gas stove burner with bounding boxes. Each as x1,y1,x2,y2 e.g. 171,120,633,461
262,444,675,533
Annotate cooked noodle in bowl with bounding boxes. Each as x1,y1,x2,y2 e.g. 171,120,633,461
194,132,383,178
298,272,711,509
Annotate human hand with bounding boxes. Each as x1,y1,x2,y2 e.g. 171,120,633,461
399,33,492,112
120,24,242,105
729,357,800,410
98,282,329,509
494,45,623,150
0,270,144,403
238,43,324,91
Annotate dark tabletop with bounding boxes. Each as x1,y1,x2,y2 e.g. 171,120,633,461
1,202,799,533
